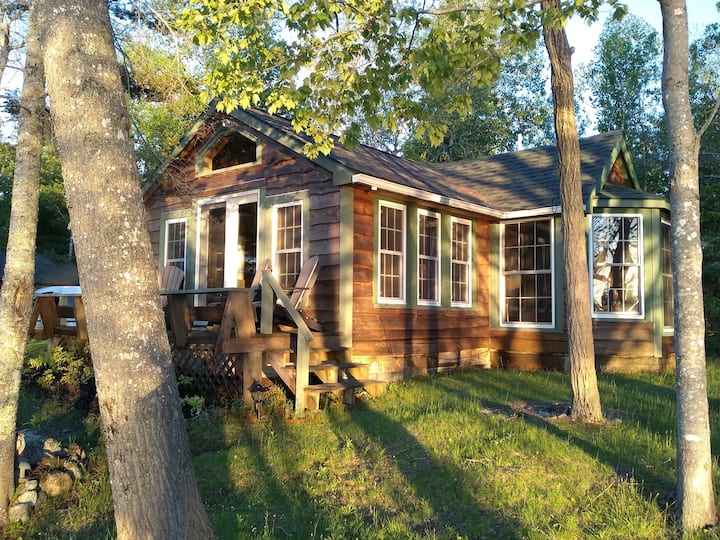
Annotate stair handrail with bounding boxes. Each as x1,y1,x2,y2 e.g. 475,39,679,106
261,268,313,414
260,269,313,342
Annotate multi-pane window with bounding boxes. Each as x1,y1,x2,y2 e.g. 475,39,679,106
662,220,673,329
418,211,440,304
379,202,406,303
164,219,187,273
502,219,552,324
451,218,471,306
591,215,642,316
274,202,303,289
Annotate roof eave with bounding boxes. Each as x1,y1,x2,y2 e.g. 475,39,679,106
593,197,671,211
353,173,504,219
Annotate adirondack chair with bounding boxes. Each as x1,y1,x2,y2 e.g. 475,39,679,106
275,255,322,331
158,265,185,307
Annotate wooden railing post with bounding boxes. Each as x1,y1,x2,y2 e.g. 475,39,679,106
259,270,274,335
261,269,313,414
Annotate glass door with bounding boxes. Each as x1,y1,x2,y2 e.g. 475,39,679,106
198,192,259,295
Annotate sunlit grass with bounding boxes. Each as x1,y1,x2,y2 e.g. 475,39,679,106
190,367,693,539
9,361,720,538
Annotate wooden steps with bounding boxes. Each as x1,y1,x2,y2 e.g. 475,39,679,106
264,352,386,411
303,379,388,410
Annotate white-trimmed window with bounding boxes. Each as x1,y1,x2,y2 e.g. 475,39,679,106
379,201,406,303
502,219,553,324
164,218,187,272
451,217,472,306
418,210,440,305
662,220,673,330
274,201,303,290
591,214,643,316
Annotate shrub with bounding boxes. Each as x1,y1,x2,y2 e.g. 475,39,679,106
25,340,94,403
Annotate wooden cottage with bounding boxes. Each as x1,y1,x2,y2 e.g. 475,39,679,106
143,107,673,409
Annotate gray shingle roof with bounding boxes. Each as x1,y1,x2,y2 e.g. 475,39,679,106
0,251,79,286
237,109,666,215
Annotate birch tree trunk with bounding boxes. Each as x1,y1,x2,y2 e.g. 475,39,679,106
542,0,603,423
660,0,718,531
0,5,43,526
37,0,215,537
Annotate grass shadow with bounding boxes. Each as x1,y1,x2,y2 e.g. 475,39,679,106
326,398,527,538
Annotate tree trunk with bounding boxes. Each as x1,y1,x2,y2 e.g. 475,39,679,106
0,5,43,526
542,0,603,423
660,0,717,531
37,0,216,537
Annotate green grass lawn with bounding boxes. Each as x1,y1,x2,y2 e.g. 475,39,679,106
7,363,720,539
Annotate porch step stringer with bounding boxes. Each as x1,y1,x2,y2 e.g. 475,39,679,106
264,347,387,412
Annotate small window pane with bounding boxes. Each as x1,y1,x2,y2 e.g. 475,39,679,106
521,274,536,296
520,246,535,271
505,225,519,247
506,298,520,322
536,220,550,245
504,247,519,272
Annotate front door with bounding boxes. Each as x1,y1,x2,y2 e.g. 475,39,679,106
199,193,258,291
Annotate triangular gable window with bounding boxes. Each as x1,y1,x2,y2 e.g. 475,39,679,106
197,130,261,175
211,133,257,170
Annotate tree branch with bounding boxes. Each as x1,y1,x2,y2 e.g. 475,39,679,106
698,94,720,139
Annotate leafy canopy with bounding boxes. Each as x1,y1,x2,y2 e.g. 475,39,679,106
176,0,626,156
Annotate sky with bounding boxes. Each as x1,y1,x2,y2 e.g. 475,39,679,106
566,0,720,67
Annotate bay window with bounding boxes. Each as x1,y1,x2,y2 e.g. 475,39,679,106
662,220,673,329
274,202,303,289
451,218,472,306
164,218,187,272
418,210,440,305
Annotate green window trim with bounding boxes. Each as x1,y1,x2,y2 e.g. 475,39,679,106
374,197,475,309
195,128,263,177
500,218,555,327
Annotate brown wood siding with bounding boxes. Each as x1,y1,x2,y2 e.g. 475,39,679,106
491,320,671,372
351,187,491,379
144,120,342,334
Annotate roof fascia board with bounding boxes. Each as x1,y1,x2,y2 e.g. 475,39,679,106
502,207,564,219
229,109,356,185
597,135,641,192
142,101,220,195
593,197,670,211
352,173,502,219
614,137,640,190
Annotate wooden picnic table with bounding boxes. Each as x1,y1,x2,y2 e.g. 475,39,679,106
29,287,87,341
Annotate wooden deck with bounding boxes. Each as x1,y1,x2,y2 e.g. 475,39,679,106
28,271,383,413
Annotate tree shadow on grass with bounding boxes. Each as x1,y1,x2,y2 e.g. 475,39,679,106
326,397,527,539
194,415,332,539
431,369,680,519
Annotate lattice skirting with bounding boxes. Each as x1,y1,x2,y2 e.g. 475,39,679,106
172,345,243,399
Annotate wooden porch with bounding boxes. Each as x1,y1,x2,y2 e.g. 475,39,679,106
28,270,386,413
